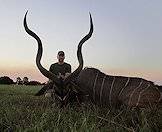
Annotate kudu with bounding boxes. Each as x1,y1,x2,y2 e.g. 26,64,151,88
24,11,161,108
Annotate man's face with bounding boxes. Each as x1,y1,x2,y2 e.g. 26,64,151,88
57,54,65,63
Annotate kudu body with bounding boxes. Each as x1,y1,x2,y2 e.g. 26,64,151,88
24,12,161,108
75,68,161,108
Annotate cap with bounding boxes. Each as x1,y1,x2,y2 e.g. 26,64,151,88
58,51,65,56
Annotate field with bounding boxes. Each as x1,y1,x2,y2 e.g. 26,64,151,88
0,85,162,131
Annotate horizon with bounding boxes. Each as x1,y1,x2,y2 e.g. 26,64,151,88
0,0,162,85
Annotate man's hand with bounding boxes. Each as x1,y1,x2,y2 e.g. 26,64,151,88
58,73,71,79
65,73,71,78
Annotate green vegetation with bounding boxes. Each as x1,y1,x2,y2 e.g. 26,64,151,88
0,85,162,131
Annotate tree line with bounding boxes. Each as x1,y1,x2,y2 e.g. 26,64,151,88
0,76,44,85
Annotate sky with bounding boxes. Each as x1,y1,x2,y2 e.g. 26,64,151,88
0,0,162,85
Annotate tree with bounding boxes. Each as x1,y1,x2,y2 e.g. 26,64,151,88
16,77,23,85
0,76,14,84
23,77,29,85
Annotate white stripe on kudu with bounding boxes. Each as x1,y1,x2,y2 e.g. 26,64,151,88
118,77,130,98
128,80,143,106
136,83,150,107
100,75,106,105
109,76,115,107
93,72,99,101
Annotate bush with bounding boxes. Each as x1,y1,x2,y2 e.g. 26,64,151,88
0,76,14,84
27,81,42,85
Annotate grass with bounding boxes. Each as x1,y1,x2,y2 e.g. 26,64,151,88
0,84,162,131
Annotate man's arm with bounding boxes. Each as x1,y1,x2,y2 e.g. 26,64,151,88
49,64,54,72
67,64,71,73
59,63,71,79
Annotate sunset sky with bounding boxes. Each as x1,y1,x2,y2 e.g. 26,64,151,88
0,0,162,85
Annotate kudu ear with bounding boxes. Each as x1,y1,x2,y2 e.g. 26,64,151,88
35,82,54,96
63,13,94,85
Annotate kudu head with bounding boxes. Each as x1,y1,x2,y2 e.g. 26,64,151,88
23,11,93,105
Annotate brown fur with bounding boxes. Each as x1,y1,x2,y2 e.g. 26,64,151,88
75,68,161,108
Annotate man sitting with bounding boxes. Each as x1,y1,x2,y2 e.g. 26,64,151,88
35,51,71,96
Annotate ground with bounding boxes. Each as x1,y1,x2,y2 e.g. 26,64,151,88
0,85,162,131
